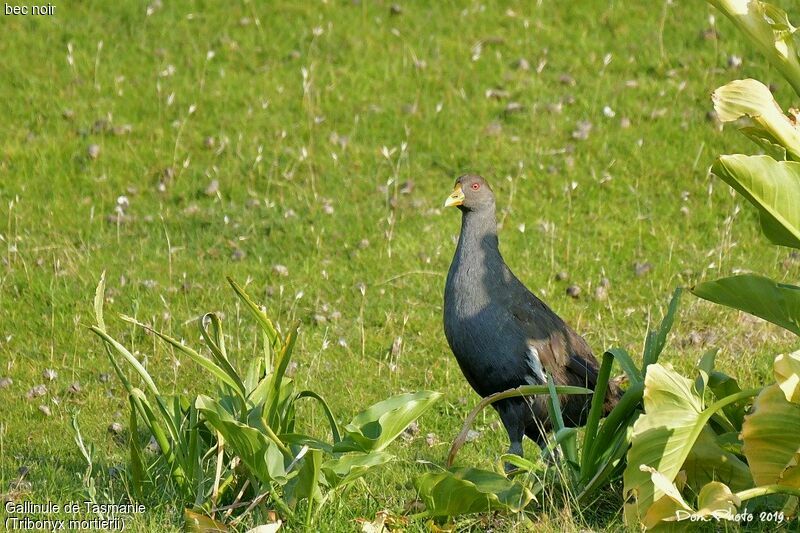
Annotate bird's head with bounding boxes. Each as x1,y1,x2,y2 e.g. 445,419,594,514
443,174,495,213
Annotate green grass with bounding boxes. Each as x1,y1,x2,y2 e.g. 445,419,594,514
2,0,800,530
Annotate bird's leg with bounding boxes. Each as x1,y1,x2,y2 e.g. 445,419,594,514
495,399,525,472
525,421,561,465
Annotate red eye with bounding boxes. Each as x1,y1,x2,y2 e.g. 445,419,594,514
471,183,480,191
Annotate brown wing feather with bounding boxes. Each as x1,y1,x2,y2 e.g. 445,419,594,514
510,296,619,425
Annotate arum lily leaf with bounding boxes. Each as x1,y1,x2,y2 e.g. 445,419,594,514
711,155,800,249
184,509,229,532
336,391,441,452
321,451,393,489
196,395,287,484
682,427,752,491
774,351,800,403
695,481,741,520
415,467,533,517
293,448,323,502
712,79,800,161
692,274,800,335
624,365,703,526
708,1,800,97
623,364,757,527
708,371,748,429
741,384,800,487
639,465,691,530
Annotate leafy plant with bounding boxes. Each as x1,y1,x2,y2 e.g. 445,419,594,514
416,467,535,518
415,289,683,518
88,273,441,528
622,352,800,529
615,4,800,528
694,1,800,332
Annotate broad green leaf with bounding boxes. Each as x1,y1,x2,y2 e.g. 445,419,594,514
321,452,393,489
623,364,758,527
711,155,800,248
682,427,752,491
774,351,800,403
335,391,441,452
692,274,800,335
293,448,323,503
739,126,788,160
415,467,533,517
184,509,230,532
708,370,748,429
639,465,691,530
694,349,718,398
640,470,742,529
280,433,333,454
712,79,800,161
741,384,800,487
708,1,800,97
196,395,287,484
624,365,703,525
695,481,740,520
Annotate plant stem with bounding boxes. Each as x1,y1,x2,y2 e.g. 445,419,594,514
737,485,800,501
446,384,591,467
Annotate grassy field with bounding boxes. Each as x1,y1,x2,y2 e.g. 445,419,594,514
2,0,800,530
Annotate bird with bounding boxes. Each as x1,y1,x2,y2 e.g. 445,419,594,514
442,174,618,460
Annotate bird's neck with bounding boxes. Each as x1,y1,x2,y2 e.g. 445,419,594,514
455,209,503,267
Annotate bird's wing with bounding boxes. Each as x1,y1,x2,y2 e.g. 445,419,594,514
507,283,600,388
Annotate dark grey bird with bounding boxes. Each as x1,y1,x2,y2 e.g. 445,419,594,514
443,174,618,459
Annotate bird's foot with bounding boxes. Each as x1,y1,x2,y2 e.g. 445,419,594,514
503,443,524,474
539,444,563,467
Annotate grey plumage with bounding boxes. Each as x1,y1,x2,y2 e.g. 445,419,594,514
443,174,617,458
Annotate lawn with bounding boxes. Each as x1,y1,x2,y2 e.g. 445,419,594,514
2,0,799,530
